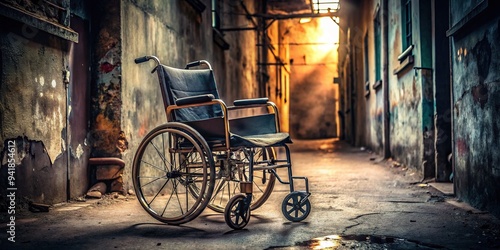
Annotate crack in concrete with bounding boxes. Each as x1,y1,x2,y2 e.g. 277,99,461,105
342,212,382,233
342,211,438,234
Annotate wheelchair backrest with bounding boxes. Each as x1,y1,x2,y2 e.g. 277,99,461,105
158,65,223,122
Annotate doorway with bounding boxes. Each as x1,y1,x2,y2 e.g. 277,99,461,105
431,0,453,183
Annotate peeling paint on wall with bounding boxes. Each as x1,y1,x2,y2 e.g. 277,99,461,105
91,30,124,157
75,144,84,159
0,136,67,207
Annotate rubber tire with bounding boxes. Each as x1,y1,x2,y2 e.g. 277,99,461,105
224,194,251,230
281,192,311,222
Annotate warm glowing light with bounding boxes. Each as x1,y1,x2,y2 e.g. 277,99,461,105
313,240,338,249
310,235,342,249
312,17,340,52
300,17,312,23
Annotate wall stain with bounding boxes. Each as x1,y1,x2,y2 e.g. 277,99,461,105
472,33,491,83
472,84,488,108
456,138,469,156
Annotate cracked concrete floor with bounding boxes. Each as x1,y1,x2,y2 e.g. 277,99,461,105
2,138,499,249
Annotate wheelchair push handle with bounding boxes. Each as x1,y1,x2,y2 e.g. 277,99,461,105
185,60,212,70
134,55,161,66
134,56,149,64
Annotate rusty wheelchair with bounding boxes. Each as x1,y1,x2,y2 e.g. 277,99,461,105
132,56,311,229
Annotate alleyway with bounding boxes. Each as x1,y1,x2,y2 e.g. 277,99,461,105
2,139,499,249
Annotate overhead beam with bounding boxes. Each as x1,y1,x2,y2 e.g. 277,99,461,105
220,27,256,32
252,11,338,20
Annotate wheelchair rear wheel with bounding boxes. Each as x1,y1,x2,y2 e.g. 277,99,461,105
132,123,215,225
204,147,276,213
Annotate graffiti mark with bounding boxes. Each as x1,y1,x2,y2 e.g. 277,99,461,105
99,62,116,73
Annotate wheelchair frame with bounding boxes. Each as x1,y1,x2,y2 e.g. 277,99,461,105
132,55,311,229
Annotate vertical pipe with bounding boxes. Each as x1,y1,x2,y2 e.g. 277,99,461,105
448,1,455,194
65,40,73,201
349,46,355,143
382,0,391,158
64,66,71,201
261,0,268,97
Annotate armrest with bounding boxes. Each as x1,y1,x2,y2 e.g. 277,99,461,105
176,94,215,106
166,98,232,149
233,97,269,106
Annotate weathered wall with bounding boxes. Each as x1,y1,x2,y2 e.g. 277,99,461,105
338,0,500,217
450,2,500,217
340,0,384,152
387,0,434,176
0,18,68,205
120,0,259,191
387,0,422,172
287,17,339,139
339,0,434,176
360,0,378,151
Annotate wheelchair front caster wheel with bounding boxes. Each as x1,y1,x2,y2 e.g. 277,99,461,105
281,192,311,222
224,194,251,229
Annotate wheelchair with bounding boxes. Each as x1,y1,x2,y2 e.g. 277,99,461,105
132,55,311,229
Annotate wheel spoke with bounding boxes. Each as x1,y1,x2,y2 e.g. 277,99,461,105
139,175,164,188
211,179,227,204
299,206,306,214
172,179,185,215
149,140,171,171
140,159,168,173
146,178,170,206
234,210,241,224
